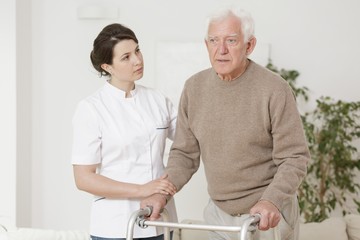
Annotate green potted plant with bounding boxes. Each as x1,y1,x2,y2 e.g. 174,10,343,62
266,61,360,222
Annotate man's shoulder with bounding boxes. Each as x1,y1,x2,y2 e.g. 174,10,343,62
185,68,214,86
249,61,289,88
249,61,280,78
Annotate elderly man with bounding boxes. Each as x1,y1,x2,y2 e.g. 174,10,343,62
141,7,310,240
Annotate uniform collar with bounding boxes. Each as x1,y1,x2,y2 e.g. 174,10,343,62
104,81,138,100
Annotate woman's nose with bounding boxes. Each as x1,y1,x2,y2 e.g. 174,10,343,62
133,54,142,65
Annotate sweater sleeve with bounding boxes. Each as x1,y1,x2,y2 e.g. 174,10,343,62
165,83,201,191
260,82,310,209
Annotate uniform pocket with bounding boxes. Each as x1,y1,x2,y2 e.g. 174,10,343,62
155,122,169,136
156,125,169,130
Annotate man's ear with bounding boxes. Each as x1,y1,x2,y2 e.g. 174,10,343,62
246,37,257,56
204,39,210,50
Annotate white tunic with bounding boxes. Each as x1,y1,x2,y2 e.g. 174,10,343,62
71,82,178,238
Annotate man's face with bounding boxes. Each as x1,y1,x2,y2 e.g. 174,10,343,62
205,15,255,81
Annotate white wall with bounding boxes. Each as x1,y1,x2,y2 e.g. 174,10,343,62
12,0,360,231
0,0,16,225
16,0,33,227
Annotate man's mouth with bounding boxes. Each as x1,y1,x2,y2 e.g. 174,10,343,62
216,59,229,63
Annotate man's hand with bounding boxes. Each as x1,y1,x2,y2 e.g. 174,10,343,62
250,200,281,231
140,193,167,220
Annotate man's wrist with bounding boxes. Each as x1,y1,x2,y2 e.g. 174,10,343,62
158,194,171,204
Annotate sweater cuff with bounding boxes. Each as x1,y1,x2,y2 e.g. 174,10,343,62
259,192,284,211
159,194,172,205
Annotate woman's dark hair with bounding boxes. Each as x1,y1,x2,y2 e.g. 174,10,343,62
90,23,138,77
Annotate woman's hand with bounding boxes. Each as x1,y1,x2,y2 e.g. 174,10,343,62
73,165,176,199
139,174,177,198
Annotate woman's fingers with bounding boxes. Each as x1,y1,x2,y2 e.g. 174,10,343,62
157,179,176,195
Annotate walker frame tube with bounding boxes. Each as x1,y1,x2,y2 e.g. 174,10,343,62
126,207,261,240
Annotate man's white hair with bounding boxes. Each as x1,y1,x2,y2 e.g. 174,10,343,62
204,7,255,42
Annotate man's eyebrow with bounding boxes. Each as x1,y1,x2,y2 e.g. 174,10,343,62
208,34,239,38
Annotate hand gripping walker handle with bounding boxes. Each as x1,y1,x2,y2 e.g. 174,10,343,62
126,206,171,240
126,206,153,240
240,213,261,240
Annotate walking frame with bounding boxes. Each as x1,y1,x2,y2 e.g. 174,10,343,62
126,206,264,240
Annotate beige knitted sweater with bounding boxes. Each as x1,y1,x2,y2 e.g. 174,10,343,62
166,60,310,215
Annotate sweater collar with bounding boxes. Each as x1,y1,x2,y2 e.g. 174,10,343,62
213,59,255,86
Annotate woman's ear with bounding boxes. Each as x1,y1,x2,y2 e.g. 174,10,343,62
101,63,111,74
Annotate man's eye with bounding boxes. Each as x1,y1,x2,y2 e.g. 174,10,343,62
208,38,218,44
227,38,238,45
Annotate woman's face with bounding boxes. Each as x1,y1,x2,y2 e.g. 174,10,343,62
103,39,144,87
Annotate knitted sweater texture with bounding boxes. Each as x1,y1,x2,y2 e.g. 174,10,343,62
166,60,310,215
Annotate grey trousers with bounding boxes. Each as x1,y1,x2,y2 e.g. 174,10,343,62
203,195,300,240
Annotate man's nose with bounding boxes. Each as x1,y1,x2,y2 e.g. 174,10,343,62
218,41,228,54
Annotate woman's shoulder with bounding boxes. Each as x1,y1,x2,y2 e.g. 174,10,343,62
136,84,167,100
136,85,174,110
76,86,105,111
84,89,103,103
